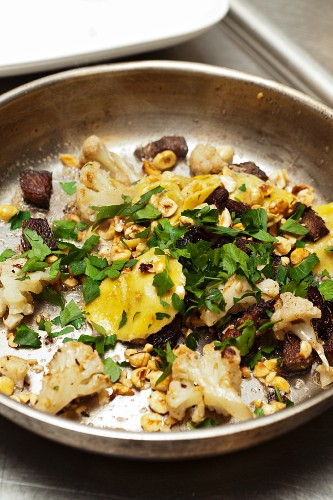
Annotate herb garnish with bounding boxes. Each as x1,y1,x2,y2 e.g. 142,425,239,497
9,210,30,230
59,181,77,195
14,324,41,348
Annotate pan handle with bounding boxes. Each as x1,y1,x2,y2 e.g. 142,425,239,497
222,0,333,107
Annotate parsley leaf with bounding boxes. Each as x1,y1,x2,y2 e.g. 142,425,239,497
154,342,177,384
103,358,122,382
247,344,277,369
171,293,185,315
318,280,333,301
0,249,15,262
38,287,65,309
185,331,199,351
23,228,52,261
59,181,76,195
153,269,174,296
254,407,264,418
215,319,257,356
289,253,319,282
83,276,101,304
52,219,88,241
9,210,30,230
155,312,171,320
118,310,127,329
60,300,85,327
14,324,41,348
280,218,308,236
92,186,164,228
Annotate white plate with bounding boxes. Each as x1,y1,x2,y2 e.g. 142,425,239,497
0,0,229,76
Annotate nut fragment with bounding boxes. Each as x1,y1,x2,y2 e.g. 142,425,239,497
270,376,290,394
140,412,163,432
124,224,144,240
147,371,171,392
290,247,311,265
273,235,296,256
0,204,17,222
299,340,312,360
253,362,270,378
148,391,168,414
125,349,151,368
152,150,177,171
262,401,286,415
131,367,150,389
292,184,314,206
112,383,134,396
157,196,178,217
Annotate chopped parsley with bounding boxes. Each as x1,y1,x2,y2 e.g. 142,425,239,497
59,181,77,195
153,269,174,297
154,342,177,385
215,319,257,356
9,210,30,230
60,300,85,327
14,324,41,348
103,357,122,382
118,310,127,329
0,249,15,262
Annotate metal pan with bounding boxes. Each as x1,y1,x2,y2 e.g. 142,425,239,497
0,61,333,459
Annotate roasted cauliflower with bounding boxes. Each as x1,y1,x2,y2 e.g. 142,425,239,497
189,144,226,176
0,258,50,330
79,135,138,184
166,345,252,423
201,274,256,327
35,341,110,415
0,355,30,388
76,161,135,222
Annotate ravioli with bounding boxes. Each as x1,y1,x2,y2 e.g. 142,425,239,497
85,248,186,341
306,203,333,274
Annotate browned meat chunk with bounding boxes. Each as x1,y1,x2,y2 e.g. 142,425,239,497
235,238,252,255
21,218,57,252
307,285,333,363
146,314,183,349
282,333,313,374
205,186,229,210
134,136,188,161
229,161,268,181
300,206,329,241
176,226,213,247
20,170,52,209
225,199,250,218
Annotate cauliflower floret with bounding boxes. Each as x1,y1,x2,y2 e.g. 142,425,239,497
0,355,30,388
35,341,110,415
166,380,205,423
166,346,252,423
79,135,138,184
0,258,50,330
189,144,225,176
256,278,280,300
76,161,135,222
201,274,256,327
271,292,328,367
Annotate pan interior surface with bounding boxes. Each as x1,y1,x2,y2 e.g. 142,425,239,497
0,61,333,459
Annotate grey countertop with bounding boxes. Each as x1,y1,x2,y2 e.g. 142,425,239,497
1,1,333,498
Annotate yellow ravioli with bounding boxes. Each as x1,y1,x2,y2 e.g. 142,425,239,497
305,202,333,274
85,248,186,341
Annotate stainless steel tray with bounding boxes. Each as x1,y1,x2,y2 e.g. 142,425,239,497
0,61,333,459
